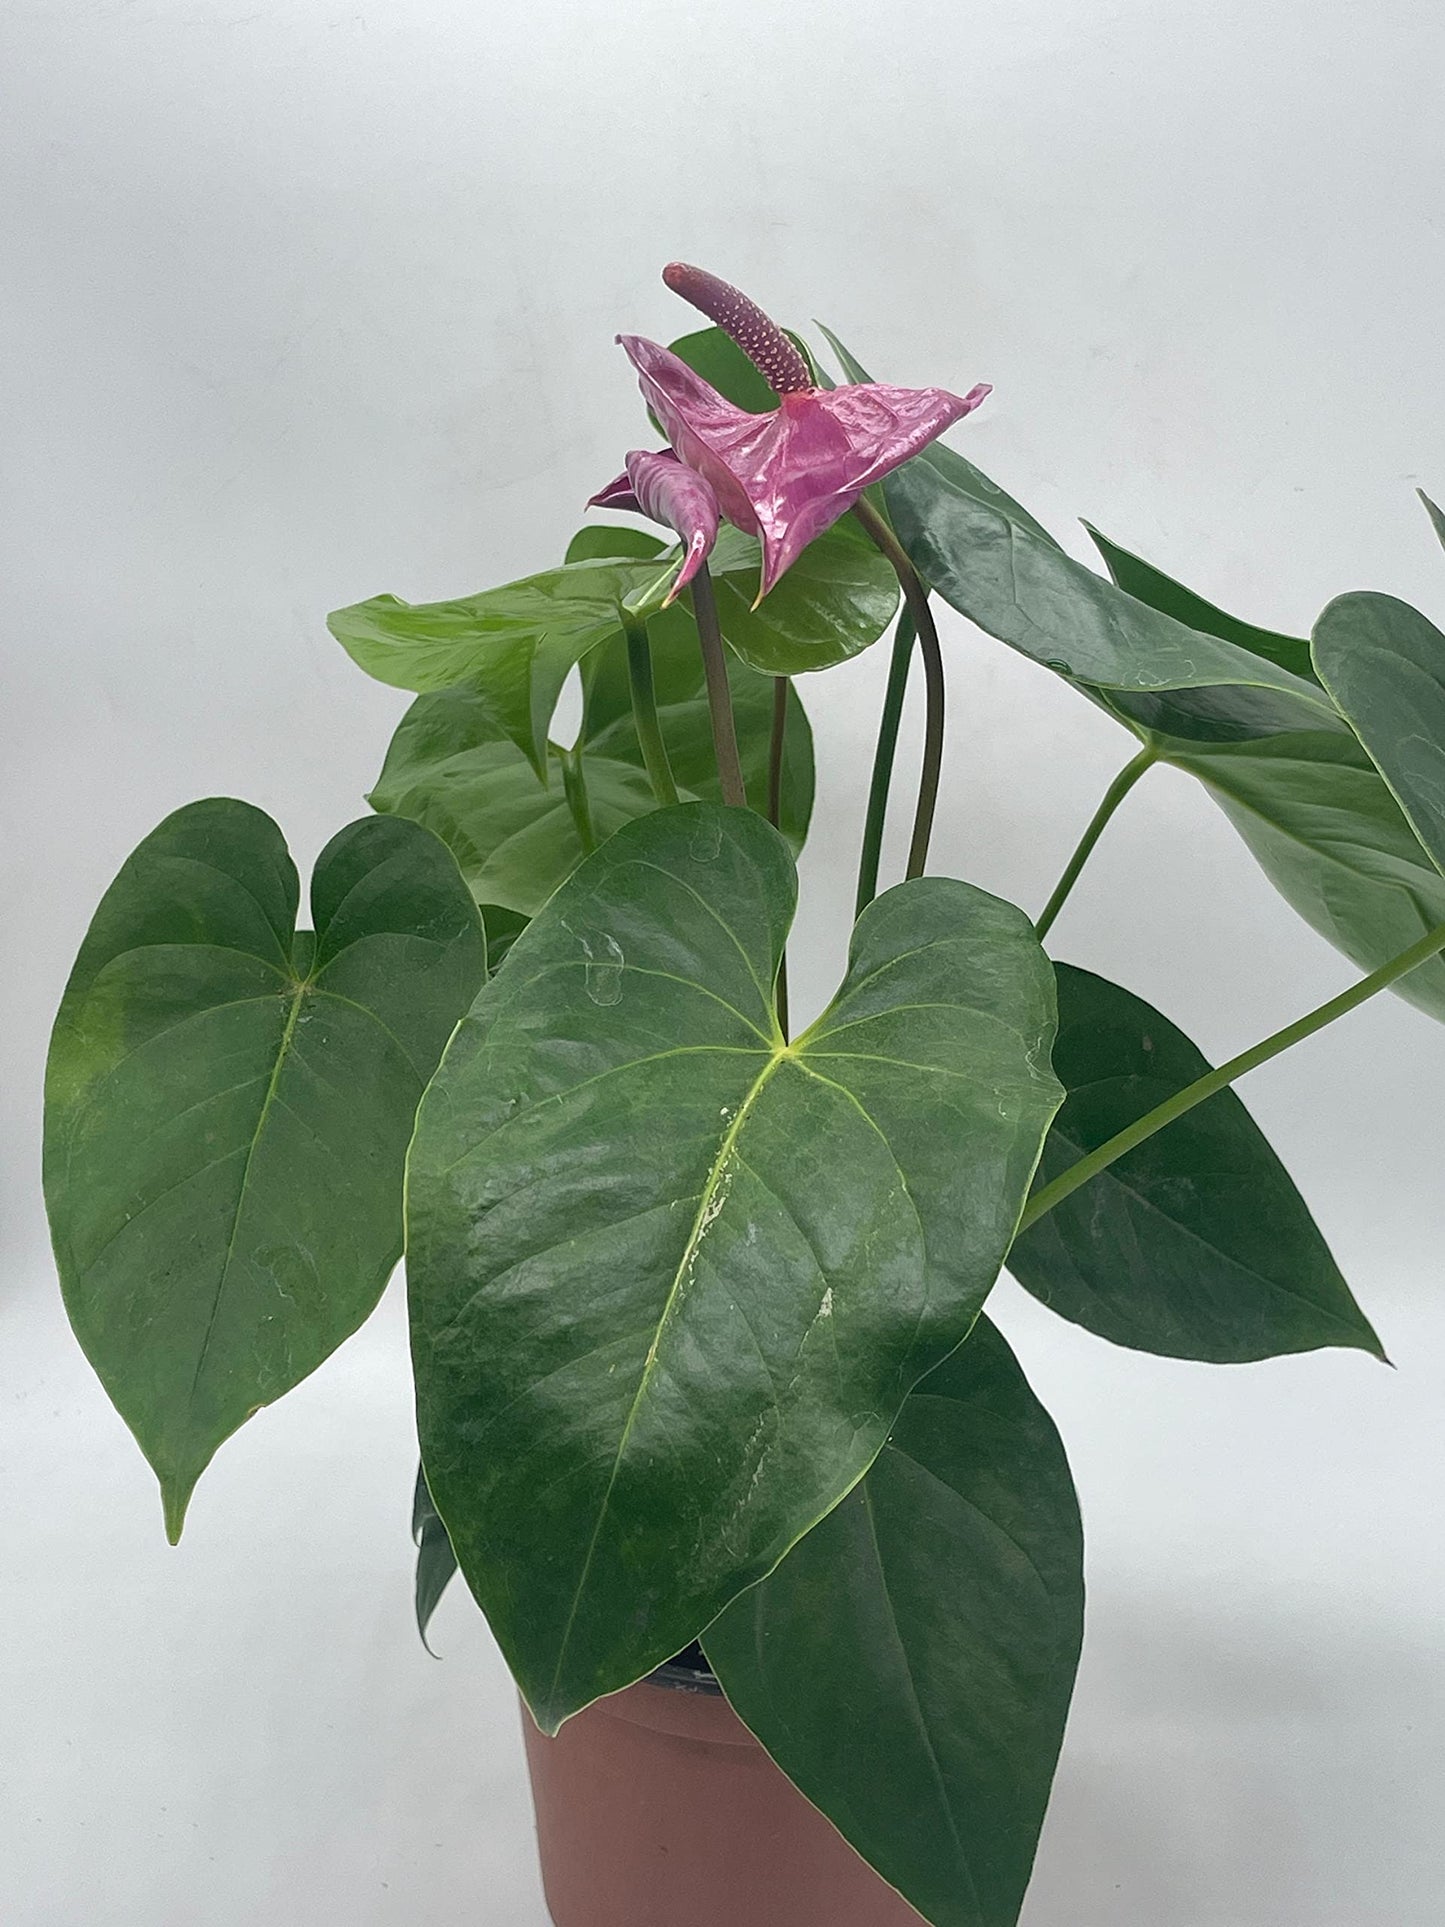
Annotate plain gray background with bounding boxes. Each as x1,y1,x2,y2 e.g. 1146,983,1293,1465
4,2,1445,1922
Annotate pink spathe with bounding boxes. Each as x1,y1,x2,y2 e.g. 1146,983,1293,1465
617,332,989,598
588,449,721,604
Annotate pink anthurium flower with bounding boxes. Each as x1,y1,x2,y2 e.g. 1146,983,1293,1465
588,448,720,606
609,264,992,600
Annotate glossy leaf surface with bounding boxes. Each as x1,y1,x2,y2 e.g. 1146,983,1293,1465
1172,732,1445,1020
1084,525,1316,682
1087,549,1445,1021
328,555,671,776
43,802,485,1536
705,1319,1083,1927
822,332,1336,728
700,519,900,675
369,604,814,916
1008,966,1382,1361
406,804,1061,1731
1313,592,1445,881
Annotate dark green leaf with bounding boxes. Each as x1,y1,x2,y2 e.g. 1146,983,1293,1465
1008,966,1382,1361
705,1318,1083,1927
479,903,530,970
1084,525,1317,683
369,606,815,916
327,553,672,776
1313,592,1445,882
821,330,1337,728
369,690,659,917
1170,731,1445,1022
412,1463,459,1653
1084,542,1445,1021
43,802,486,1538
406,804,1061,1731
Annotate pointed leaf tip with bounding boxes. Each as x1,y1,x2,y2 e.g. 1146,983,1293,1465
163,1480,193,1546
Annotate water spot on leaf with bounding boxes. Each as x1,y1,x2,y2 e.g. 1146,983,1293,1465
690,817,723,862
584,933,625,1006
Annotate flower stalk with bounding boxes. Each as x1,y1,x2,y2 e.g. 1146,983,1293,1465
851,497,945,881
769,675,791,1039
1035,747,1158,940
855,607,917,915
689,562,747,808
622,612,680,808
1019,917,1445,1233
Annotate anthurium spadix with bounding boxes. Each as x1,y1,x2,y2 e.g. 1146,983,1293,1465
611,264,991,599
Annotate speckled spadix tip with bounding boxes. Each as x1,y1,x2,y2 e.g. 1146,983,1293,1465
661,262,814,397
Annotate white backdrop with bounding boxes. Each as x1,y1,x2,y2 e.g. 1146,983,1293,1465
4,3,1445,1922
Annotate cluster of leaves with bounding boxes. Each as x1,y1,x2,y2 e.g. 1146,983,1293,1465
42,320,1445,1927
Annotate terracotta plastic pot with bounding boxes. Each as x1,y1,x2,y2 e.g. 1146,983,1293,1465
521,1659,925,1926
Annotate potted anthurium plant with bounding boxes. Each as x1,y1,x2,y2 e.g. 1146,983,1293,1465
43,263,1445,1927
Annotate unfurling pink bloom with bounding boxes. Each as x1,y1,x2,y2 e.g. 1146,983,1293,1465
618,331,990,600
588,448,721,605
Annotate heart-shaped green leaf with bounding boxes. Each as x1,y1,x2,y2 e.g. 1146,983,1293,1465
822,329,1337,729
1008,966,1382,1361
327,553,672,776
406,804,1061,1732
369,604,815,917
369,692,660,918
1420,489,1445,555
704,1317,1083,1927
43,801,485,1538
1313,592,1445,882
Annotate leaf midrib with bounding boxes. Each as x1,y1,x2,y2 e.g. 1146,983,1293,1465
546,1041,793,1697
185,979,308,1404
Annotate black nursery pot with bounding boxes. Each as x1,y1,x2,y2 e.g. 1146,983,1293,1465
521,1650,925,1927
